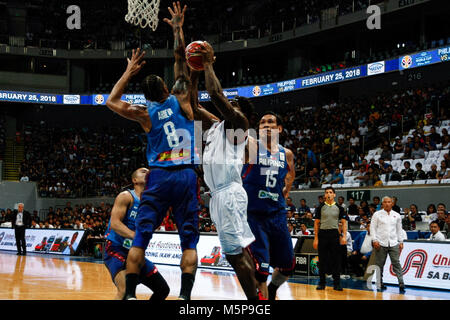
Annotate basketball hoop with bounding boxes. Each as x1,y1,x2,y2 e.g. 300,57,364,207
125,0,160,31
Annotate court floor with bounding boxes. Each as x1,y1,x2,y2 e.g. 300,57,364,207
0,251,448,300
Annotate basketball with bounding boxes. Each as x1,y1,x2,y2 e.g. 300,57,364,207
185,41,205,71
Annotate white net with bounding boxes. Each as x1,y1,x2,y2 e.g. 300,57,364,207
125,0,160,31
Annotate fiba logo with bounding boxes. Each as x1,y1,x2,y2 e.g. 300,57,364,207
401,56,413,69
390,249,427,278
95,95,104,104
252,86,261,97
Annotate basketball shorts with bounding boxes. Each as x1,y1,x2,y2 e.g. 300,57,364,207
133,167,200,251
209,183,255,255
103,240,157,281
247,211,295,277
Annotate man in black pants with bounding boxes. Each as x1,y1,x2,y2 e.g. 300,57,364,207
313,187,347,291
12,203,31,255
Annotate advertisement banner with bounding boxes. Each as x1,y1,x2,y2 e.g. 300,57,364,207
145,233,298,271
399,49,442,70
367,61,385,76
0,228,85,256
382,241,450,290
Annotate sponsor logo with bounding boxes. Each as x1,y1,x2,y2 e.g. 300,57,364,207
252,86,261,97
94,94,105,104
367,61,385,75
258,190,279,201
390,249,427,278
440,53,449,62
63,94,80,104
401,55,413,69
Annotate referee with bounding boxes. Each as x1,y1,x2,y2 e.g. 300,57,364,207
313,187,347,291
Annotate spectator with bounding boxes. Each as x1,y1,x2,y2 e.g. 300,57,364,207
427,163,439,180
355,165,369,186
380,146,392,161
437,161,450,181
320,167,333,185
347,198,359,216
392,137,404,154
373,174,383,187
400,161,414,181
31,220,40,228
429,126,441,144
337,196,346,210
423,135,437,151
413,163,427,181
377,158,389,173
302,212,314,228
428,221,446,241
443,214,450,239
392,196,401,214
426,204,438,221
20,175,30,182
385,165,402,183
349,222,373,277
371,197,381,211
296,223,312,236
359,214,370,230
434,210,447,230
297,199,310,216
286,197,296,213
330,168,345,185
400,146,412,160
411,142,425,159
307,170,321,188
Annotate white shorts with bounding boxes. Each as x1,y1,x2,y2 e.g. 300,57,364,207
209,183,255,255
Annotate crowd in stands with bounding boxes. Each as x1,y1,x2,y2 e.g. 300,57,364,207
274,83,450,189
17,0,373,51
0,115,5,160
19,124,147,198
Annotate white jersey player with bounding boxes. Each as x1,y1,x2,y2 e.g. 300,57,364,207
189,41,262,300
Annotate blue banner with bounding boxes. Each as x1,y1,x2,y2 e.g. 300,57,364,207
0,46,449,105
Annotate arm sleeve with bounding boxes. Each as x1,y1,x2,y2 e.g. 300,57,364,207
338,206,346,220
315,204,322,220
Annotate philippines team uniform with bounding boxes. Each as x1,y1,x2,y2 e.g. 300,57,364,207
242,143,295,280
202,121,255,255
104,189,157,281
133,95,200,251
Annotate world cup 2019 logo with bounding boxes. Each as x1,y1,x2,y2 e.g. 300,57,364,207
401,55,413,69
390,249,427,278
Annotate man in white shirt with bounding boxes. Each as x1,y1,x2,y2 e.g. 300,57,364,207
428,221,446,241
371,196,405,293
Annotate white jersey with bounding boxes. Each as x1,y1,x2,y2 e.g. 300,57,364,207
202,121,246,193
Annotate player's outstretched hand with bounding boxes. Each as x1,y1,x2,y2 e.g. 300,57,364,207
163,1,187,30
126,48,146,77
197,41,216,66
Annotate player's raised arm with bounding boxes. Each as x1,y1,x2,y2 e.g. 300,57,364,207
200,42,249,131
283,147,296,199
190,70,219,128
106,48,150,132
110,192,135,240
164,1,189,80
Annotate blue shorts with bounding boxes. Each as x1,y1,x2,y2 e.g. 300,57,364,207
247,211,295,277
103,240,157,282
133,167,200,251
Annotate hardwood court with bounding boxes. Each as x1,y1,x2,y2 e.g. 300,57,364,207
0,252,443,300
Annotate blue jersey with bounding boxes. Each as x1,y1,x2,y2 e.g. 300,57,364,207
242,143,288,215
146,95,199,168
105,189,140,249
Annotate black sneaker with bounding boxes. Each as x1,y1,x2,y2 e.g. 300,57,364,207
333,283,343,291
316,284,326,290
399,285,405,294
